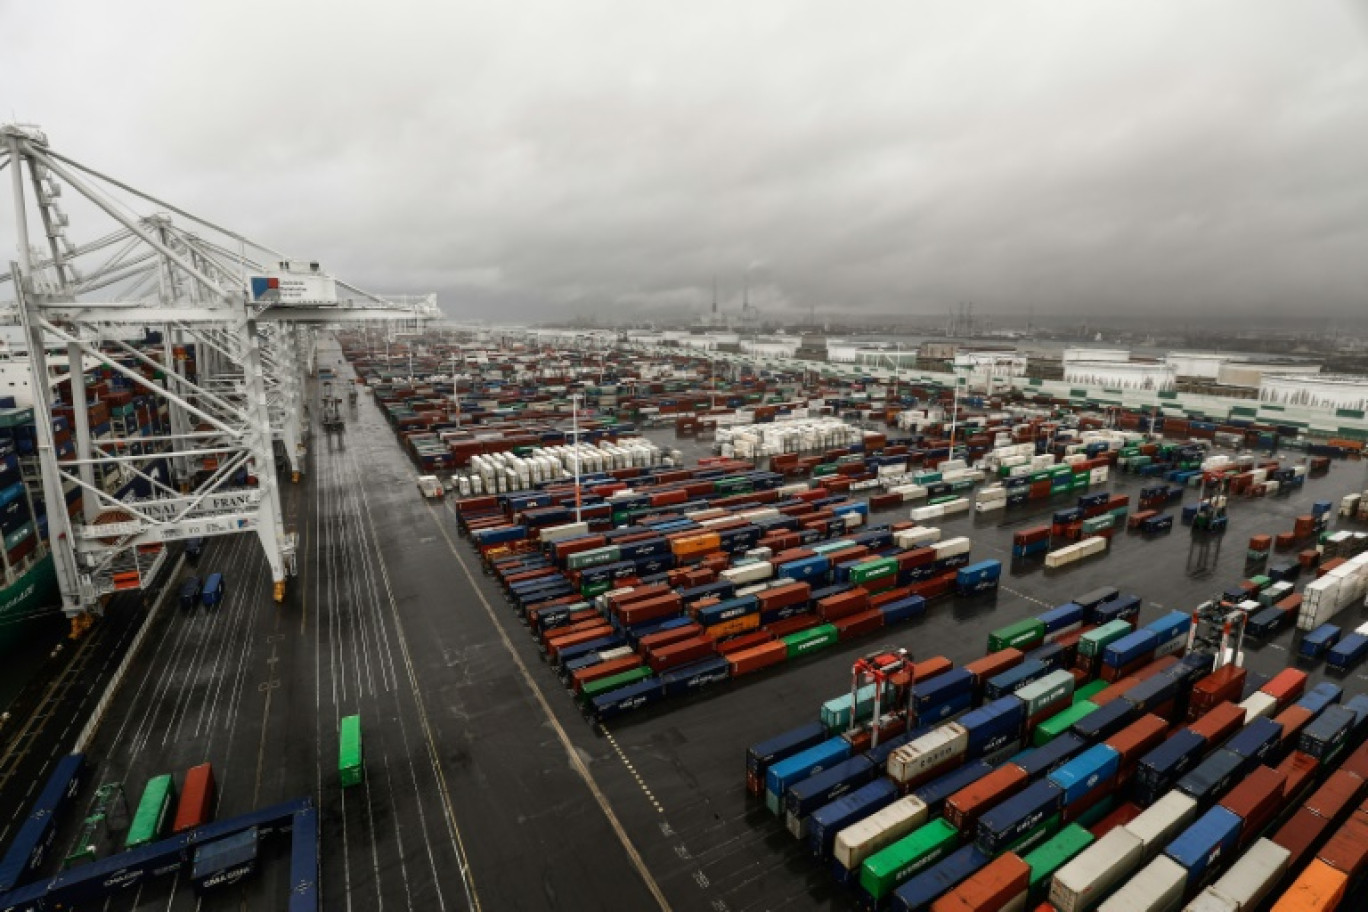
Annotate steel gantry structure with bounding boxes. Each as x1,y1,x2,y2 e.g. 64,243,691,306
0,124,438,625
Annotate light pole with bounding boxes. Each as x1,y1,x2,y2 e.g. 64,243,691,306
571,392,583,523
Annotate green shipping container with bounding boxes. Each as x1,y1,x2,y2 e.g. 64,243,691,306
1072,794,1116,830
1078,619,1133,658
339,715,364,788
1081,515,1115,534
859,819,959,901
1248,575,1271,591
987,618,1046,653
820,681,895,732
1033,701,1098,747
1073,680,1108,704
850,558,898,585
581,667,656,699
783,625,839,658
929,494,959,506
813,464,839,477
567,546,621,571
581,579,613,598
1024,824,1094,900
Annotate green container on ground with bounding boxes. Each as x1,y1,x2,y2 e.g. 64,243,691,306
1078,619,1133,658
988,618,1045,653
929,494,958,506
1033,701,1098,747
1024,824,1094,901
581,666,655,700
1073,680,1108,704
1081,515,1115,534
783,625,839,659
859,818,959,902
581,579,613,599
125,774,176,849
339,715,364,789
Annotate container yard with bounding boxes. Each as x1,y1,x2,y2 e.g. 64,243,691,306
6,328,1368,912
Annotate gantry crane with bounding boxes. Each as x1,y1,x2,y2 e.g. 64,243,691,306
0,124,438,626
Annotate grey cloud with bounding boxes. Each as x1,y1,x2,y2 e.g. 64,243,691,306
3,1,1367,322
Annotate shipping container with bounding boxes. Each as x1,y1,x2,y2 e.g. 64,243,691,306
1049,826,1144,912
834,795,931,877
173,762,216,833
861,818,960,903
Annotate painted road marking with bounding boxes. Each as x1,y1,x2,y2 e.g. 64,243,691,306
430,504,672,912
603,727,665,814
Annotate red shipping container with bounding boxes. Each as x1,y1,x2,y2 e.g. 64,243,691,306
727,641,787,676
1261,668,1308,711
618,594,684,627
913,656,953,683
546,626,615,661
945,765,1030,833
965,649,1024,690
1337,741,1368,783
1219,766,1287,847
610,584,672,610
1188,702,1246,748
895,547,936,572
714,630,773,655
766,614,820,639
1088,802,1143,840
173,763,216,833
930,851,1029,912
1092,677,1139,708
1188,666,1247,720
1106,715,1168,784
1278,750,1321,806
757,582,811,613
1317,811,1368,878
1274,809,1335,870
572,655,645,693
819,590,871,621
637,622,705,653
871,585,915,609
1304,771,1366,821
647,636,716,673
1273,706,1316,749
1275,593,1302,615
834,609,885,640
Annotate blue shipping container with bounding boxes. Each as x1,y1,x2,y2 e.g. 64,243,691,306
1165,806,1242,888
1037,603,1086,636
1012,733,1090,780
1177,749,1244,804
915,668,974,710
890,845,992,912
1102,629,1159,669
807,779,900,859
1299,705,1357,761
1134,730,1208,806
959,697,1027,759
975,780,1063,856
765,738,853,812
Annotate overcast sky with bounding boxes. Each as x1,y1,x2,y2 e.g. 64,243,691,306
3,2,1367,323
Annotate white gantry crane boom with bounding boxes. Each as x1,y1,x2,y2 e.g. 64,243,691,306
0,124,434,622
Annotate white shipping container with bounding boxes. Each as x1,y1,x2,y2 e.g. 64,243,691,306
887,724,968,784
539,521,590,544
892,484,929,501
722,562,774,585
1098,855,1186,912
975,500,1006,514
832,795,930,872
894,526,942,549
1051,827,1145,912
911,505,943,522
1198,838,1289,911
939,498,970,516
1238,691,1278,724
1182,891,1236,912
1125,791,1198,862
933,537,972,559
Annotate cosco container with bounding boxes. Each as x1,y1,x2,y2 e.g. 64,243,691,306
888,724,968,786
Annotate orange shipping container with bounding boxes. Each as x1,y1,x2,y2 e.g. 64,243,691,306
1270,859,1348,912
931,851,1030,912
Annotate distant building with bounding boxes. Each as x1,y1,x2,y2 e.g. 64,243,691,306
1165,351,1321,388
1063,348,1175,391
1260,373,1368,411
953,350,1027,393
